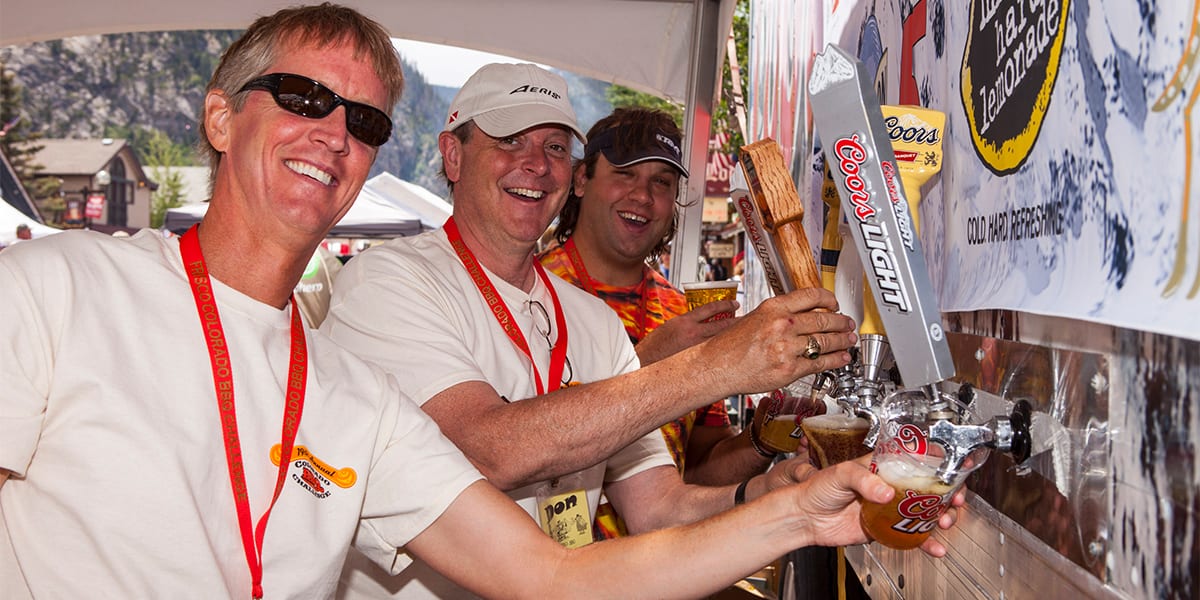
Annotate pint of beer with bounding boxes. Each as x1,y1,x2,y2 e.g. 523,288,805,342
758,413,804,454
681,281,739,322
799,413,871,469
857,398,987,550
753,381,826,454
859,455,958,549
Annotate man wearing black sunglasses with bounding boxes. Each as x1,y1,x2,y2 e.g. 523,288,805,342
237,72,394,147
1,4,959,600
324,62,963,599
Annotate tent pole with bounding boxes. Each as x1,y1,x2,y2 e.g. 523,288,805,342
672,0,731,288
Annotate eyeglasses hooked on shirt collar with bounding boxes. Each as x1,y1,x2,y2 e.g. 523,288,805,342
527,299,574,387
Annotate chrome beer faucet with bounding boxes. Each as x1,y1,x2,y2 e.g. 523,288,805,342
813,336,896,448
925,384,1033,483
853,334,892,446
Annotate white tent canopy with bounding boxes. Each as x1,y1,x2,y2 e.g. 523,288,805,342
0,0,735,284
162,173,448,237
0,0,731,104
0,197,60,245
363,173,450,230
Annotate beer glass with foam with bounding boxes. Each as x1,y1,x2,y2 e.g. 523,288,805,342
858,389,988,550
799,412,872,469
755,377,825,454
681,281,739,322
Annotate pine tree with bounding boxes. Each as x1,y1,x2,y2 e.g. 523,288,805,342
142,129,186,228
0,59,59,200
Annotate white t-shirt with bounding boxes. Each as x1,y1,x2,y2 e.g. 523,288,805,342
323,229,674,599
0,230,483,599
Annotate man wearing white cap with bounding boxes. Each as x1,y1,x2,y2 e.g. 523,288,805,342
323,63,952,598
538,107,831,543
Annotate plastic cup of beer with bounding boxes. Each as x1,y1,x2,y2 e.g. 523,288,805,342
681,281,739,322
799,413,872,469
858,389,988,550
755,378,826,454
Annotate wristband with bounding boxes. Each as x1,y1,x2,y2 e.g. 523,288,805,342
747,422,778,459
734,479,750,506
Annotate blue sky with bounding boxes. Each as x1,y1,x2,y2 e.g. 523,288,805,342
391,39,541,88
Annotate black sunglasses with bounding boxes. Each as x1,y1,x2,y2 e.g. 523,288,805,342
238,73,393,147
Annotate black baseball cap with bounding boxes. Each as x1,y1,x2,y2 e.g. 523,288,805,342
583,125,688,177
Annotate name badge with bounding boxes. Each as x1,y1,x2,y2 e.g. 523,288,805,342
535,473,592,548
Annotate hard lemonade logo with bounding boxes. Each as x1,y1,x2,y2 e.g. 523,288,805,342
960,0,1071,174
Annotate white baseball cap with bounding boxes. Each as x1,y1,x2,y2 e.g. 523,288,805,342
444,63,586,142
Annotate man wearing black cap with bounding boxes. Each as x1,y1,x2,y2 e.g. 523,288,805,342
322,62,961,599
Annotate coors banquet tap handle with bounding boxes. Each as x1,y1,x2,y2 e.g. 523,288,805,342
729,166,794,296
734,138,824,294
859,106,947,338
807,44,954,388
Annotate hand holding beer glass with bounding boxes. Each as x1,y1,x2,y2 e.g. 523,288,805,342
859,389,986,550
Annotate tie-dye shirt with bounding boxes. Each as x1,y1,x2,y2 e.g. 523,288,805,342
539,243,731,539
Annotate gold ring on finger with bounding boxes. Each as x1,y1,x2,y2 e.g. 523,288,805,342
803,335,821,360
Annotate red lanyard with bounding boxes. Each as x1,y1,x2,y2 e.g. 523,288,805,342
445,217,569,394
562,238,651,341
180,225,306,599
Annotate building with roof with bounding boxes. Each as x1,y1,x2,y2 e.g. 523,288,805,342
31,138,156,229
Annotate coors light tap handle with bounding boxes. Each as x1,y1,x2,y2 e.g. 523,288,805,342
807,43,954,389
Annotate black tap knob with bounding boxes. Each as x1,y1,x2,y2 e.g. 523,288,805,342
1008,399,1032,463
953,382,976,420
957,382,976,407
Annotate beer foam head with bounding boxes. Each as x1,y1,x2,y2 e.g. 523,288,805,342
874,457,956,494
802,413,870,430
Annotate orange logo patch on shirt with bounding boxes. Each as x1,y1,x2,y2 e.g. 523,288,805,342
270,444,358,492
